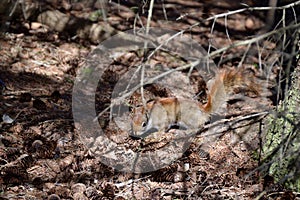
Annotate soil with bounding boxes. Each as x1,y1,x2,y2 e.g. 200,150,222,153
0,0,298,199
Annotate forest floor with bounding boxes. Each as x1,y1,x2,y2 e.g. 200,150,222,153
0,0,297,199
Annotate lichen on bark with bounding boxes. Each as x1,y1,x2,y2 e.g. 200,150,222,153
262,64,300,191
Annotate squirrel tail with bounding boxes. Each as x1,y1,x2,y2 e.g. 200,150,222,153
202,68,259,114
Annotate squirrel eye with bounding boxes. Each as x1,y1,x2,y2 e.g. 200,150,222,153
142,122,147,127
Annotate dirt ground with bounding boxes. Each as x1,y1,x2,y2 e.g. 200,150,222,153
0,0,299,199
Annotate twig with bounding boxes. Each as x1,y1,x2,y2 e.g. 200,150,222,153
94,22,299,121
198,111,270,137
205,0,300,22
140,0,155,107
114,175,151,188
94,4,300,122
208,22,300,59
224,14,232,44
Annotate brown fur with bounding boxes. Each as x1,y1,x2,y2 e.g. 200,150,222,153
131,68,259,137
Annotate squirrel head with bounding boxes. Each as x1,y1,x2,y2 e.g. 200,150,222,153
131,101,155,136
131,106,148,135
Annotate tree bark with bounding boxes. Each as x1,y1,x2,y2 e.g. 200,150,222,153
262,59,300,191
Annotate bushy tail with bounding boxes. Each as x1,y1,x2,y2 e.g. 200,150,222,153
203,68,259,114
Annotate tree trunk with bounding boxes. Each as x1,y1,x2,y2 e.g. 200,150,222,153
262,59,300,191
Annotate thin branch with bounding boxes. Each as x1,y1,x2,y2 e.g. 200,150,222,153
141,0,155,107
94,22,300,121
198,111,270,137
206,0,300,22
208,23,300,59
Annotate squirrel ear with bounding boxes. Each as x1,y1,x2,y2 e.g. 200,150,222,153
129,104,137,116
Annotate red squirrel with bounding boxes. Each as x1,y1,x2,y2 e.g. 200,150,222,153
131,68,259,139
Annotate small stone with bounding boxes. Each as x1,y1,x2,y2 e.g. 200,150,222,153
71,183,86,194
48,194,60,200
